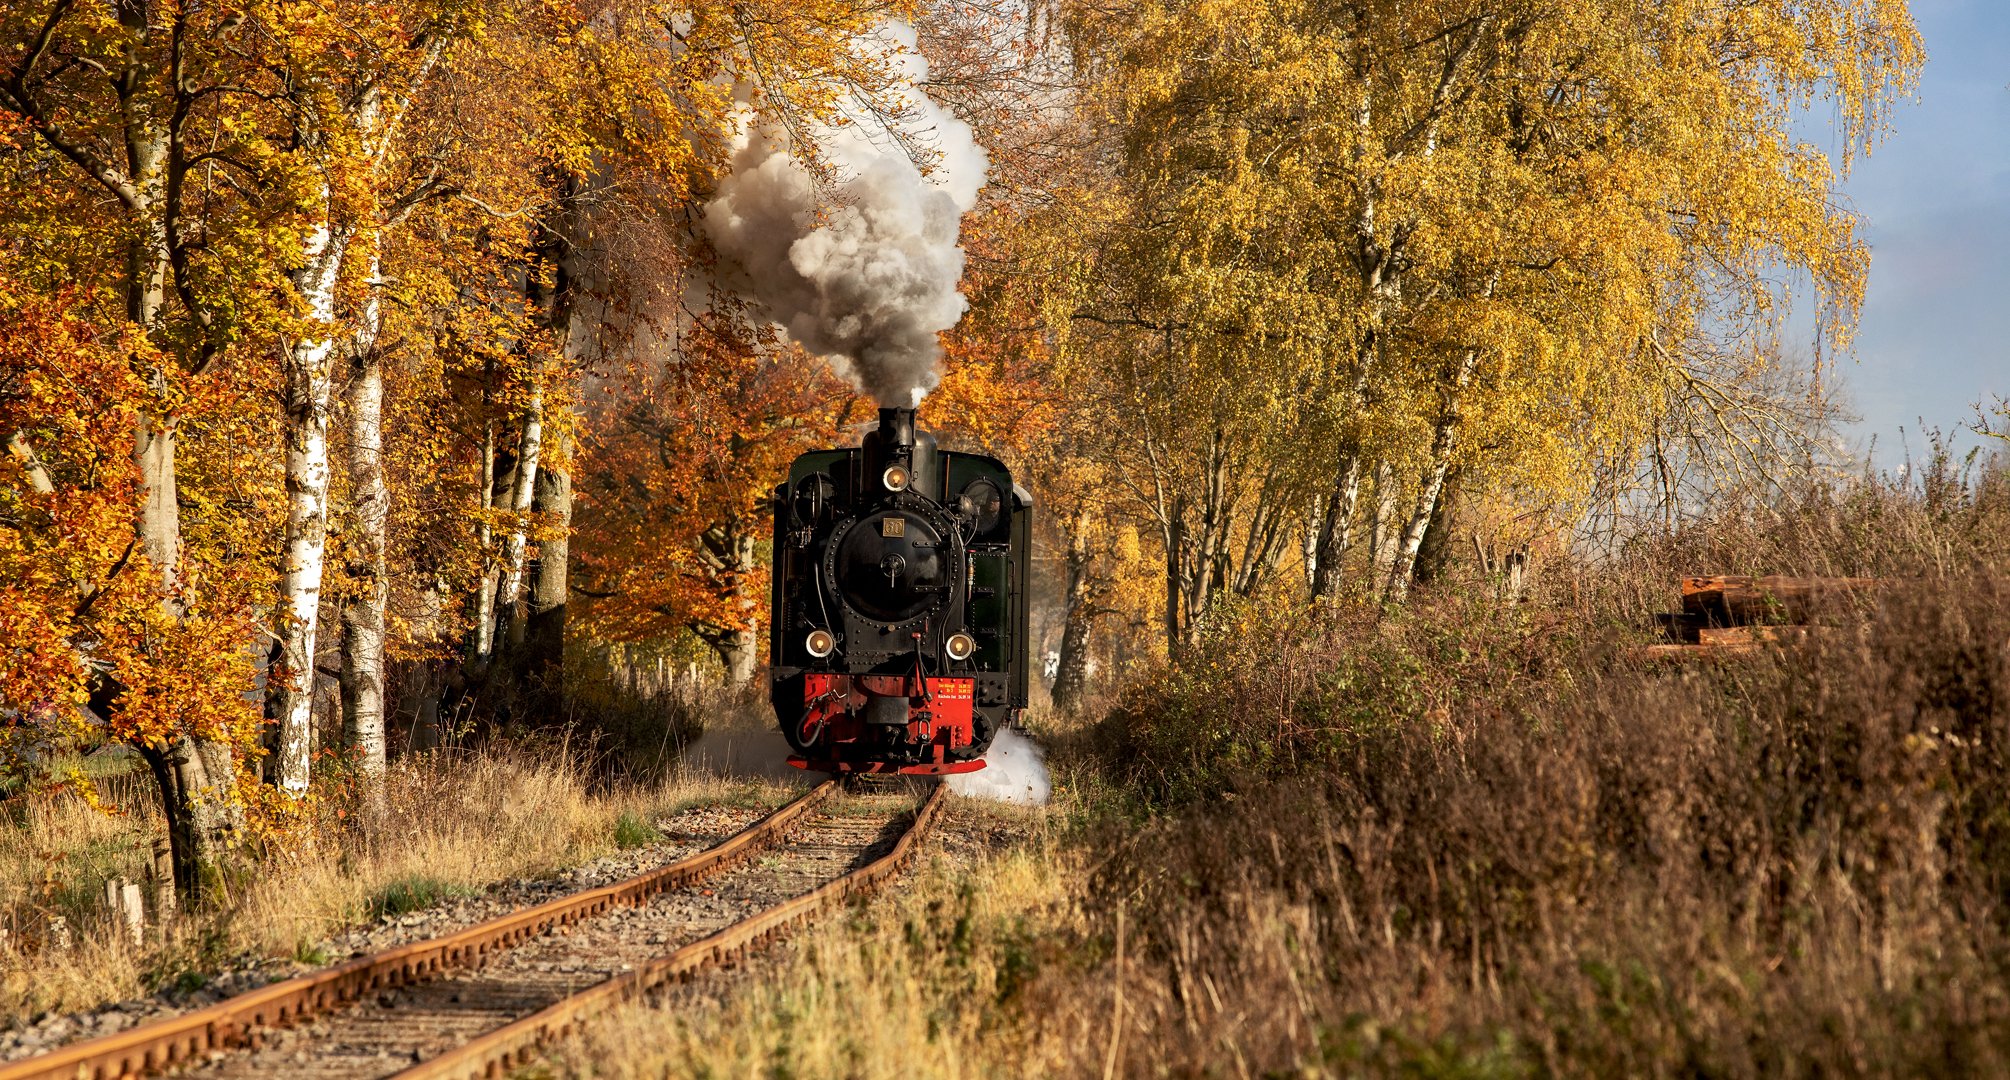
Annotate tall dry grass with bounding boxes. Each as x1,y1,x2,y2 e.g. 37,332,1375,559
0,775,161,1020
1057,585,2010,1075
1035,463,2010,1075
229,747,790,963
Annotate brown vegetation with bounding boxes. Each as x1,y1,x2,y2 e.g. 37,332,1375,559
1071,594,2010,1074
560,463,2010,1078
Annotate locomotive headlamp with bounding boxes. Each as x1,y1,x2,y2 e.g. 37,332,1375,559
805,628,837,658
959,478,1003,533
882,464,910,492
945,632,976,661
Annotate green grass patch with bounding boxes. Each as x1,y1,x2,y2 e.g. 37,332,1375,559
366,875,473,921
613,812,658,849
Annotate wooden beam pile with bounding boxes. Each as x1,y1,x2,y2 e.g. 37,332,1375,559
1640,575,1879,661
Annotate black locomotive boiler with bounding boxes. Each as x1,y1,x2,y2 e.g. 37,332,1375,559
769,406,1031,774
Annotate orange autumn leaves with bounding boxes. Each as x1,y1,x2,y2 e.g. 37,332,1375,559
0,277,260,791
572,317,860,652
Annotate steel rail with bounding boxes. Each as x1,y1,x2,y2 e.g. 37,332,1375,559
394,782,946,1080
0,781,837,1080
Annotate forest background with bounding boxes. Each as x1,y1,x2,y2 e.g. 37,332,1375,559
0,0,2003,944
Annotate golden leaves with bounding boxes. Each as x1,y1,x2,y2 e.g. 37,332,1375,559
1035,0,1919,542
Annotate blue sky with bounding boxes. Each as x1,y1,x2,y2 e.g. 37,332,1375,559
1827,0,2008,463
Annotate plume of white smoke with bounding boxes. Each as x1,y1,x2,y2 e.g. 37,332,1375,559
701,22,988,406
947,728,1050,806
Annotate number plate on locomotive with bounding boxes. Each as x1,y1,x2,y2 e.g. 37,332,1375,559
881,516,906,537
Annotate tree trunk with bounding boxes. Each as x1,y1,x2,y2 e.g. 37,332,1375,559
1311,453,1362,598
497,382,545,646
272,217,350,794
716,527,759,686
340,248,388,784
135,743,202,907
1052,514,1099,714
134,414,181,602
522,425,572,715
131,226,180,609
1412,470,1458,585
1300,495,1322,590
472,420,498,663
1162,495,1184,651
1367,460,1400,583
404,589,452,752
1386,349,1479,602
1173,429,1230,644
715,627,758,686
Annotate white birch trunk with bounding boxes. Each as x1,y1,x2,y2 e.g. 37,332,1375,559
496,382,545,623
340,246,388,783
1300,495,1322,590
1385,349,1479,603
473,421,498,662
1367,461,1401,582
274,213,350,794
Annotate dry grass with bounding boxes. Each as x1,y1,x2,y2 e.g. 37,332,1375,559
0,780,160,1019
228,748,796,964
1031,581,2010,1076
0,743,801,1025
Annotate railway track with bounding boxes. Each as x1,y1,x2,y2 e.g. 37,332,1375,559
1,780,944,1080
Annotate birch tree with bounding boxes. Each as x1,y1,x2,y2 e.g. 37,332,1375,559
339,249,391,781
1048,0,1922,622
265,2,454,792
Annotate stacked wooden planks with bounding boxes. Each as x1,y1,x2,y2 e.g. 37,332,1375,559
1640,575,1879,661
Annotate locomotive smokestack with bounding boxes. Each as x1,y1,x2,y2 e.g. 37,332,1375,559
864,405,935,499
877,406,917,450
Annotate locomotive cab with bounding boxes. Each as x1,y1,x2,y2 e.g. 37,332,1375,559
769,406,1031,774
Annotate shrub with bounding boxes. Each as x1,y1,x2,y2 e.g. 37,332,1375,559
1056,582,2010,1075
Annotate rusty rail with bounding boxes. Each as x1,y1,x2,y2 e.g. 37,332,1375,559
394,782,946,1080
0,780,837,1080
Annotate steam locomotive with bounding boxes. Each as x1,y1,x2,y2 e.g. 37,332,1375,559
769,407,1031,774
